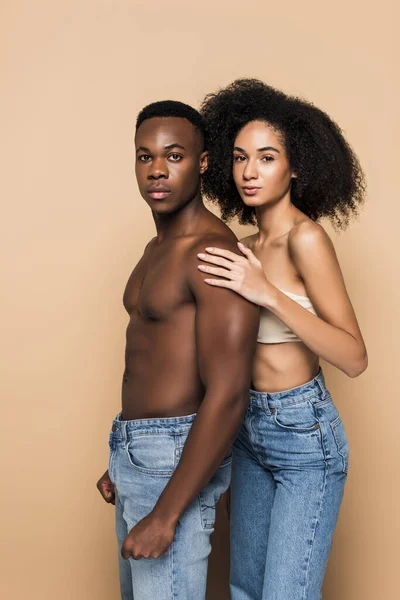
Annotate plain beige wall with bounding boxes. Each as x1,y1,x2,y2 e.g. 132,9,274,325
1,1,398,598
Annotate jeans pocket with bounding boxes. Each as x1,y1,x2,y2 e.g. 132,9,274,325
330,415,349,474
199,452,232,529
272,401,320,432
126,434,175,477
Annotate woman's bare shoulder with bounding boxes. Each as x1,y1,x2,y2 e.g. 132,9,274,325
288,220,332,252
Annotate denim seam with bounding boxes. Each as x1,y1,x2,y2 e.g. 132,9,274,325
303,459,328,599
127,430,191,437
267,391,321,410
302,423,329,599
169,528,174,600
198,494,215,530
117,413,197,426
312,397,332,409
330,417,349,474
247,413,270,471
108,449,116,484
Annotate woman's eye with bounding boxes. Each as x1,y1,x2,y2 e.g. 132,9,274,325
169,154,182,161
261,156,274,162
233,155,246,162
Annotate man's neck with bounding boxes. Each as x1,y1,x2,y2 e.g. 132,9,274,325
152,194,208,242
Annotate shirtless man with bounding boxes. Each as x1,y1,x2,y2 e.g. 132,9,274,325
96,101,259,600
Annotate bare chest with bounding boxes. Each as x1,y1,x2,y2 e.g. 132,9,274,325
123,247,191,321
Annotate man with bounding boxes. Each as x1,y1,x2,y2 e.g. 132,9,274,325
97,101,259,600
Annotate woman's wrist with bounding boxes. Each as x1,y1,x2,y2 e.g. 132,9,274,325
260,280,281,311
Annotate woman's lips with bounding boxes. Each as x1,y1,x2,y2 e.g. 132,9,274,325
242,187,261,196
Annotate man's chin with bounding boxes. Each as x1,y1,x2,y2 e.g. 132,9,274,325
144,197,185,215
151,201,176,213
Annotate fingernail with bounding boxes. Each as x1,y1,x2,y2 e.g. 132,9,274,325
205,247,214,252
198,265,205,270
197,253,205,258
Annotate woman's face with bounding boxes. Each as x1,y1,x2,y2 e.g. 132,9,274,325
233,120,295,209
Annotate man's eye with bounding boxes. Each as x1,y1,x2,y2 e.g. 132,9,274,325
138,155,151,162
169,154,182,162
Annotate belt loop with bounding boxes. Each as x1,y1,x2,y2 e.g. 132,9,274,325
264,393,272,415
315,369,326,398
121,420,127,448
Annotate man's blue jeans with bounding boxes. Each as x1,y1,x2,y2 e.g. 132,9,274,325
230,370,348,600
108,413,231,600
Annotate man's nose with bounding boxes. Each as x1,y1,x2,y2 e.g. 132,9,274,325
148,157,168,179
243,158,258,180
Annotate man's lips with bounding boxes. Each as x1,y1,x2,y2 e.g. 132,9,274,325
147,185,171,200
242,186,261,196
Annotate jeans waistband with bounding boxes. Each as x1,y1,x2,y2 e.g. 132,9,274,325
249,369,327,411
110,412,197,441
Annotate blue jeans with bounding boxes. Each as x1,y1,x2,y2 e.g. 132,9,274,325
230,370,348,600
108,413,232,600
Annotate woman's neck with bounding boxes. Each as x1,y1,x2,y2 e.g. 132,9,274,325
255,196,299,244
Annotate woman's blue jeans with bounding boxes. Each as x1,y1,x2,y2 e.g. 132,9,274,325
230,369,348,600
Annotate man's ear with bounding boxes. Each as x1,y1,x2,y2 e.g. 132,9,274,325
200,151,208,175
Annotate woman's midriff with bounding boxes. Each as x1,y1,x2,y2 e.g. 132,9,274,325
252,341,320,393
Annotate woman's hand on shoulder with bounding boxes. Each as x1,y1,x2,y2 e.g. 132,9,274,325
197,242,276,306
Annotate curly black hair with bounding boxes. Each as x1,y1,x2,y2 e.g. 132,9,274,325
200,79,365,229
136,100,206,149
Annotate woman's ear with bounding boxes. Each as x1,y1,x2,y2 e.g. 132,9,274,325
200,151,208,175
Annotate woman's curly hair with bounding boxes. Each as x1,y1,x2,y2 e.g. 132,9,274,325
200,79,366,229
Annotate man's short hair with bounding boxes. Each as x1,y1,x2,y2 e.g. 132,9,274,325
136,100,206,148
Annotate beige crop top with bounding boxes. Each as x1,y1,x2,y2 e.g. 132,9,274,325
258,289,317,344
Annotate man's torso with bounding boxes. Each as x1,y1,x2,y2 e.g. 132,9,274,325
122,216,236,420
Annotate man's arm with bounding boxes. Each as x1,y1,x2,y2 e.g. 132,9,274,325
121,235,259,559
153,236,259,517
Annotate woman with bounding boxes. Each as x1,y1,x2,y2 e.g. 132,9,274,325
198,80,367,600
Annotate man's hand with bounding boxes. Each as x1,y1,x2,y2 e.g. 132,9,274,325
121,512,177,560
96,470,115,505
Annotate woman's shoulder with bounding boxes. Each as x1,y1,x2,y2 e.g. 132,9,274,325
288,221,338,274
288,219,333,257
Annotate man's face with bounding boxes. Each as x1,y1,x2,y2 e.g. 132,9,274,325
135,117,208,215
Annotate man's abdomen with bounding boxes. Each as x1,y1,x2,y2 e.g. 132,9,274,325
122,309,203,420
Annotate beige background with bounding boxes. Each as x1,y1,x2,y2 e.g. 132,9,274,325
1,1,398,598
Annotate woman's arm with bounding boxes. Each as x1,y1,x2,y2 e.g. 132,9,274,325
197,223,367,378
273,222,367,377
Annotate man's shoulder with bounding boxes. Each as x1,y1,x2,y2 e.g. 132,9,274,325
180,229,239,294
186,228,239,258
144,236,157,252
